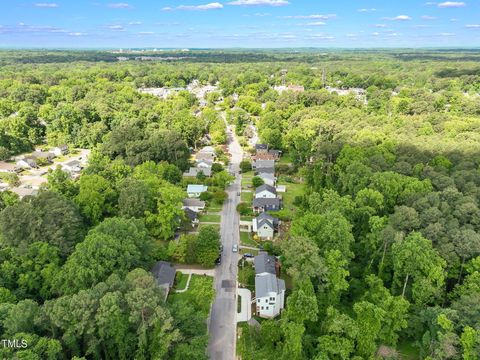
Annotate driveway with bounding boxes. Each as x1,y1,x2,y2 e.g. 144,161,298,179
207,117,243,360
237,288,252,322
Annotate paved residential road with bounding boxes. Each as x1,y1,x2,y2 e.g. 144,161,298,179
207,121,243,360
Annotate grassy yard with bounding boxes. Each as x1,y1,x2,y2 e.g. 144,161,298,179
241,171,253,188
206,205,223,212
199,214,222,223
169,275,215,315
279,272,293,291
173,272,189,291
277,153,293,165
278,181,305,217
240,216,254,222
198,223,220,231
240,231,259,247
241,191,253,203
239,247,259,256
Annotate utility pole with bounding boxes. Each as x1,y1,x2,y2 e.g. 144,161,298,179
322,65,327,88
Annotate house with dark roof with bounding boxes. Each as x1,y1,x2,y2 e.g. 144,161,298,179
184,208,199,227
255,144,268,154
255,167,275,175
255,184,277,199
268,149,282,160
253,212,278,240
254,252,277,275
253,198,281,213
252,159,275,170
151,261,176,300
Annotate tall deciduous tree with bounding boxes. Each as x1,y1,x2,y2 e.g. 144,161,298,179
75,174,117,225
0,191,85,257
392,232,446,304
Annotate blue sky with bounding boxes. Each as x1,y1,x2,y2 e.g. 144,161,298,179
0,1,479,48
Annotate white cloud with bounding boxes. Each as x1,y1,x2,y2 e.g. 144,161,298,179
162,6,173,11
421,15,436,20
106,25,125,31
128,21,142,25
254,12,271,16
384,15,412,21
227,0,289,6
107,3,131,9
373,24,387,28
438,32,455,36
309,34,335,40
358,8,376,12
34,3,58,8
465,24,480,28
413,24,432,28
372,32,380,36
305,21,326,26
176,2,224,10
68,32,87,36
138,31,155,35
438,2,466,7
282,14,336,19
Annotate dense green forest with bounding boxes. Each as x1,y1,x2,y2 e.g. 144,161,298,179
0,49,479,359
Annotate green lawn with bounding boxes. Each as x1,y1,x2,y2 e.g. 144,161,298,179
241,191,253,202
239,247,259,256
279,272,293,291
199,214,221,223
241,171,254,188
277,153,293,165
278,181,305,217
206,205,223,212
240,216,254,222
240,231,258,247
198,223,220,231
169,275,215,315
174,272,188,291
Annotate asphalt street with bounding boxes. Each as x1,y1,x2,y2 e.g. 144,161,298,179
207,122,243,360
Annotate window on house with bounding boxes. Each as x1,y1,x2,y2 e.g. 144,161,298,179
265,306,269,310
265,299,268,303
270,297,275,301
257,299,260,303
261,306,264,310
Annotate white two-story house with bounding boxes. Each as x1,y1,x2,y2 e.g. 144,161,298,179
254,252,285,318
255,184,277,199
